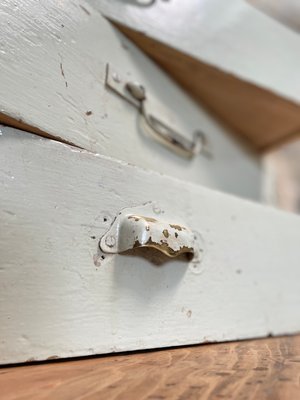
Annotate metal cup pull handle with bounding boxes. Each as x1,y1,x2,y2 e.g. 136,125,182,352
100,213,196,260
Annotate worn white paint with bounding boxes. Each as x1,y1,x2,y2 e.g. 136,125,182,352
1,126,300,365
0,0,262,200
97,0,300,104
99,203,200,260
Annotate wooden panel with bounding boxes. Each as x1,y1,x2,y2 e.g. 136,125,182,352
1,127,300,364
1,335,300,399
0,0,262,201
97,0,300,150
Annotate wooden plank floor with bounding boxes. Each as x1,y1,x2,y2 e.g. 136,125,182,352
1,335,300,400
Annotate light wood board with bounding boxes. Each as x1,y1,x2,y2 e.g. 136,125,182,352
1,335,300,399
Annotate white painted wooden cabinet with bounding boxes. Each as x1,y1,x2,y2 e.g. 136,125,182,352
0,0,300,365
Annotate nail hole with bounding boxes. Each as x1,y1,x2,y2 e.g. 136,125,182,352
103,217,108,222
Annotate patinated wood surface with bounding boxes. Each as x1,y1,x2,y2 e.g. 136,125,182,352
1,335,300,400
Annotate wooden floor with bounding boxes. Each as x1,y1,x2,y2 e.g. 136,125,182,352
1,335,300,400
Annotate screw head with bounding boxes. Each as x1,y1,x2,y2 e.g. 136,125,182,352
152,204,161,214
112,72,121,83
105,235,116,248
125,82,146,101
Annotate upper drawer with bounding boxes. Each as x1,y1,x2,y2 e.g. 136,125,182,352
0,0,261,201
96,0,300,150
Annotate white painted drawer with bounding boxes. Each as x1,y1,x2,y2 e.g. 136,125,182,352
1,126,300,364
97,0,300,107
0,0,262,201
96,0,300,150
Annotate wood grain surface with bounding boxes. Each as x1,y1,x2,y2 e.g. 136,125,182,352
1,335,300,400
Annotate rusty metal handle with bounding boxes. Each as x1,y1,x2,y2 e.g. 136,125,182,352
100,207,196,260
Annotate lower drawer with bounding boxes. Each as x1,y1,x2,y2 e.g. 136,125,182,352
1,126,300,365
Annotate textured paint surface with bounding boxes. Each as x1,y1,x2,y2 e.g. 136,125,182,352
1,127,300,364
0,0,262,200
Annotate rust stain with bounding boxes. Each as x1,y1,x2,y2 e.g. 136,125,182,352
128,215,157,223
133,236,193,258
128,216,140,222
144,217,157,223
133,239,141,248
47,355,59,360
169,224,186,231
163,229,169,238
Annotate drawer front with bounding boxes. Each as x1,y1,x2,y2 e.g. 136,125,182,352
96,0,300,151
97,0,300,100
1,126,300,364
0,0,262,201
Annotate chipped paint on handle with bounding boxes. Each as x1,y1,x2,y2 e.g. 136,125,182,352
100,203,201,261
